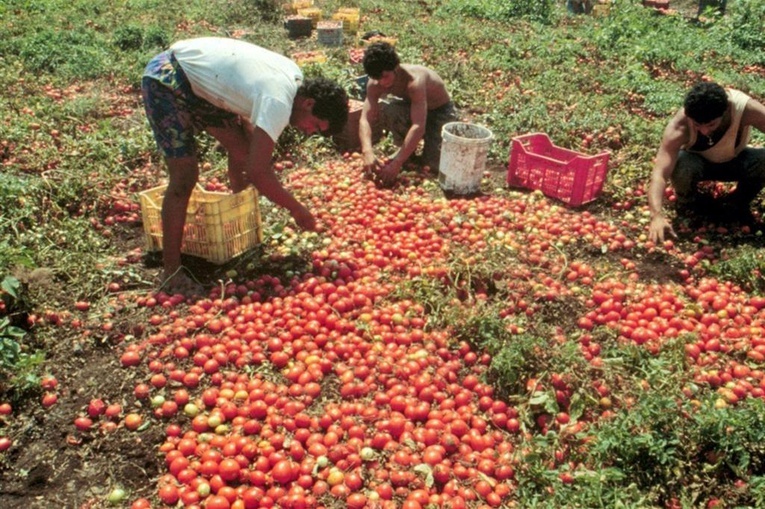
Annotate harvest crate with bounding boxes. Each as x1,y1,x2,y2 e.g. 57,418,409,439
291,50,328,66
361,35,398,47
297,6,322,27
140,184,263,264
284,16,313,39
507,133,610,206
332,8,360,35
282,0,314,15
317,20,344,47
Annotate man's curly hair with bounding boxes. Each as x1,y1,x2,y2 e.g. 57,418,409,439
362,42,400,79
298,77,349,135
684,82,728,124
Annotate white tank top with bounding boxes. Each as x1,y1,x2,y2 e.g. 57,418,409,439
685,89,751,163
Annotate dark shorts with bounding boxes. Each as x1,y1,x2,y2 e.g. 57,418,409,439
141,50,239,159
672,148,765,205
380,99,460,168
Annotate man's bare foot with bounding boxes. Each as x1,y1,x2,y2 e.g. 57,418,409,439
159,270,204,298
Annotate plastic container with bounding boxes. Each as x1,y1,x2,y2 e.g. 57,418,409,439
140,184,263,264
317,20,344,47
290,0,313,11
507,133,610,206
438,122,493,195
297,7,322,27
592,3,611,16
332,8,360,35
361,36,398,47
285,16,313,39
291,50,328,66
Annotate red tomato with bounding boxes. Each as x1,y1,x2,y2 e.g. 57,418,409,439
218,458,241,482
204,494,231,509
74,417,93,432
271,460,298,485
158,484,179,505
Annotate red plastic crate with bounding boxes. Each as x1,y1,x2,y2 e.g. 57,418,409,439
507,133,610,206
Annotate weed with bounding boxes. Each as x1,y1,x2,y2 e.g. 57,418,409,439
707,245,765,294
438,0,556,24
0,276,42,398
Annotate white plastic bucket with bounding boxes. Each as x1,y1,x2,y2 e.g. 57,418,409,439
438,122,493,194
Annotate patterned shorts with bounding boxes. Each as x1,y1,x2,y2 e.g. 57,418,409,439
141,50,239,159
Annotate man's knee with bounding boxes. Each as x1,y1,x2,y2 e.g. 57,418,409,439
671,152,707,198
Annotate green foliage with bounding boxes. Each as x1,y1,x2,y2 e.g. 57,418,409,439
0,276,42,396
707,245,765,294
0,316,26,370
113,24,169,51
17,29,109,79
726,0,765,55
591,392,689,492
229,0,284,24
438,0,556,24
591,396,765,505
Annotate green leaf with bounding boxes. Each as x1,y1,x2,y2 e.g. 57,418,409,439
1,276,20,299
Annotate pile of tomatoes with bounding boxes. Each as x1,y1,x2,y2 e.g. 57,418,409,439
110,156,765,508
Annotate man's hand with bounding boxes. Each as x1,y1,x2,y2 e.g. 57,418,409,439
649,215,676,244
376,159,402,186
291,204,317,232
363,151,381,176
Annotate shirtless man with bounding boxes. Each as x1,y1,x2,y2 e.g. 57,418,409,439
359,42,459,185
648,81,765,243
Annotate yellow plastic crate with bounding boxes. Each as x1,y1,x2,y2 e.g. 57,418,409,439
362,35,398,47
332,8,360,35
297,7,323,27
140,184,263,264
291,50,328,66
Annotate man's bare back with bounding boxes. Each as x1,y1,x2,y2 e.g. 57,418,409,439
373,64,451,110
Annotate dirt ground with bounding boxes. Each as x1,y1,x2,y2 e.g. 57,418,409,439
0,222,166,508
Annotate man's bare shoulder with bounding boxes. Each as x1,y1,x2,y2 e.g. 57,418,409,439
663,108,690,142
365,80,386,100
400,64,436,82
742,96,765,132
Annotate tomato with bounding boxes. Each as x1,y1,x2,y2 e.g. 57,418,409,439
158,484,179,505
130,498,151,509
41,393,58,408
124,413,143,431
347,493,367,509
120,350,141,367
271,460,298,485
74,417,93,432
205,495,231,509
218,458,241,482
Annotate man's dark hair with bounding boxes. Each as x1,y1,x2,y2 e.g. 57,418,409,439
362,42,400,79
298,77,349,135
684,82,728,124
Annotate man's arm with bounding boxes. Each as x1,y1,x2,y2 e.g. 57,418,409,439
742,97,765,134
378,80,427,183
648,110,688,243
246,127,315,230
360,87,382,173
